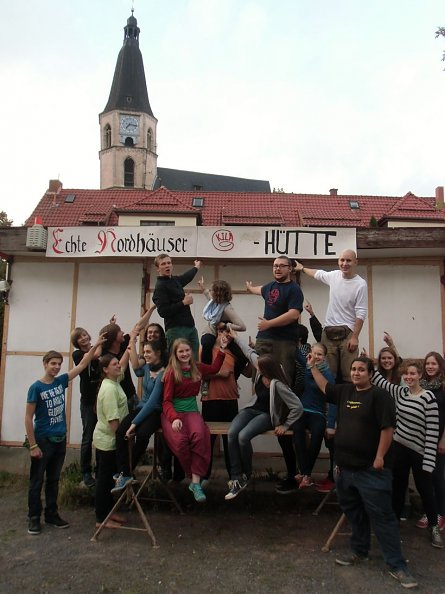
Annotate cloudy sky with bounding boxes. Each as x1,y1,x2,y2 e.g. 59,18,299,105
1,0,444,225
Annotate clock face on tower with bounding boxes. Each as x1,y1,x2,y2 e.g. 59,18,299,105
120,115,139,134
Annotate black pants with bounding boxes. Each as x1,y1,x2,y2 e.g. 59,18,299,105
392,441,438,526
115,410,161,476
28,437,66,519
201,399,239,478
95,449,117,522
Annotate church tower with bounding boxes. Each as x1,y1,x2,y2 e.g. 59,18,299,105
99,12,158,189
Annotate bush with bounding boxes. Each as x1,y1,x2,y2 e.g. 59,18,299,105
58,462,94,508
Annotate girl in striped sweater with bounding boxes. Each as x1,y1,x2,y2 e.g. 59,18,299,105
372,360,442,548
416,352,445,531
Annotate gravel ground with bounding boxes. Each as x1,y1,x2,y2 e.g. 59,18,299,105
0,470,444,594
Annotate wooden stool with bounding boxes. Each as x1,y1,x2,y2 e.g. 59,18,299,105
91,439,159,548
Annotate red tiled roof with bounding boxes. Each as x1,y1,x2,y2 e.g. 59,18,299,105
382,192,445,221
25,187,444,229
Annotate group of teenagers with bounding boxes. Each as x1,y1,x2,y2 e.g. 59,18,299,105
25,250,444,589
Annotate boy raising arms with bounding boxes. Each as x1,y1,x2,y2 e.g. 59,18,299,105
25,337,104,535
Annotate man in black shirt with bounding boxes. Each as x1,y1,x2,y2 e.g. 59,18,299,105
307,354,417,589
153,254,201,357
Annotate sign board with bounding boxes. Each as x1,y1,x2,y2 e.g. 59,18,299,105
46,226,356,259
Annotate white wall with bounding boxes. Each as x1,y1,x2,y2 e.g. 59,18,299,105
1,257,444,447
69,262,143,442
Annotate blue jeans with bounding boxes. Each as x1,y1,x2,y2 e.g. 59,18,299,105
293,411,326,476
80,402,97,475
336,466,407,571
28,437,66,519
228,408,272,479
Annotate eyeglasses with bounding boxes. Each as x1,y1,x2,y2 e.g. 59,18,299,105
273,264,290,269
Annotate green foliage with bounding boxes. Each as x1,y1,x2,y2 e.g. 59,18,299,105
436,27,445,65
58,461,94,508
0,471,27,493
369,216,378,227
0,211,13,227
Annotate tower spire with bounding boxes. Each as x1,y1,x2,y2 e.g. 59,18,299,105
99,12,158,190
102,11,154,116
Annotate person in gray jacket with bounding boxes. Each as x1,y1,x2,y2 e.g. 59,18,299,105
225,333,303,500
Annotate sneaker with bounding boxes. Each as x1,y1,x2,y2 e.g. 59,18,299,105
299,475,314,489
415,514,428,529
225,477,248,500
431,525,444,548
45,514,69,529
83,473,96,488
201,380,209,396
28,516,41,535
275,477,298,494
388,568,418,589
315,478,335,493
335,553,369,566
438,515,445,531
188,482,206,503
111,474,133,493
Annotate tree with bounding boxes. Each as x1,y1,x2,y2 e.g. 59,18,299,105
435,27,445,65
0,211,12,356
0,211,13,227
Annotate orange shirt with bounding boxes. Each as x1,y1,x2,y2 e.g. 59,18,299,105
202,348,239,402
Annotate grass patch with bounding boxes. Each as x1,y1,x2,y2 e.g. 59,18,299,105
58,461,94,508
0,471,27,493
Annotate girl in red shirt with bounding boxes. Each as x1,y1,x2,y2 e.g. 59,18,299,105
161,338,226,502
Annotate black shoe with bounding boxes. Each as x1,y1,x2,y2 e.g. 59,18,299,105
275,477,298,494
45,514,69,529
83,473,96,488
335,553,369,566
388,568,418,589
28,516,41,535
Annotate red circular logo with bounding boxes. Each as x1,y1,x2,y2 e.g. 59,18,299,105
212,229,234,252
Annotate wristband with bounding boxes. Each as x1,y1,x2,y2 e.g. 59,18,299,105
301,267,305,273
30,444,39,450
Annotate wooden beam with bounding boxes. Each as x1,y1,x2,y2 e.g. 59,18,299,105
357,227,445,249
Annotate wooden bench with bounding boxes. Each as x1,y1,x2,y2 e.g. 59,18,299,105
135,421,294,513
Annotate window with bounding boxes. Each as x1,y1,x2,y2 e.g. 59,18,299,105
193,184,203,191
64,194,76,203
104,124,111,149
124,158,135,187
192,197,204,207
349,200,360,209
140,220,175,226
147,128,152,151
124,137,134,147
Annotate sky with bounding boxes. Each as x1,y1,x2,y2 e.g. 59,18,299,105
1,0,445,225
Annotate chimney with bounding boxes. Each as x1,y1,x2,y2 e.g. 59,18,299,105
329,188,338,196
48,179,63,193
435,186,444,210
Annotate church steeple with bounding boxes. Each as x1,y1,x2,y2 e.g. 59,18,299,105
99,12,158,190
102,11,154,116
